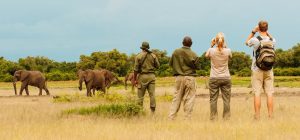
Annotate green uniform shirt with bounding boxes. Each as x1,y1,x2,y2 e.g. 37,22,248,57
169,46,200,76
134,51,160,74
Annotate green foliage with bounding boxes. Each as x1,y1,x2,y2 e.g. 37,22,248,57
229,52,251,75
53,93,128,103
236,68,251,77
197,70,210,76
292,43,300,67
275,44,300,68
275,49,294,68
0,57,20,82
76,55,95,70
77,49,131,76
18,56,55,73
63,103,144,118
51,62,77,73
152,49,172,77
274,68,300,76
0,74,13,82
46,71,77,81
1,43,300,82
199,52,211,71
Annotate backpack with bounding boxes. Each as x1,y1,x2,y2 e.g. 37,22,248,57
254,36,276,71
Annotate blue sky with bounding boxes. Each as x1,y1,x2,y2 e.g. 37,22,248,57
0,0,299,62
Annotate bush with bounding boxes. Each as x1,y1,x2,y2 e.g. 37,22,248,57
46,71,77,81
197,70,209,76
63,103,144,118
0,74,13,82
53,93,127,103
237,68,251,77
274,68,300,76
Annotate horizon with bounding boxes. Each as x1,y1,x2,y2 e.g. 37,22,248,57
1,0,299,62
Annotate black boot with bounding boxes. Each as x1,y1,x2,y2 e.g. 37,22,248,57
150,107,155,113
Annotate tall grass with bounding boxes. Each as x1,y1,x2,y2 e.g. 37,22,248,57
0,96,299,140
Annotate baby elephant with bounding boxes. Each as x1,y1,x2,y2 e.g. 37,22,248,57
78,69,106,96
13,70,50,96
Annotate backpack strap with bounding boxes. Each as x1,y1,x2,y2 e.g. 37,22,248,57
254,36,263,58
257,35,273,41
256,36,263,41
138,53,149,73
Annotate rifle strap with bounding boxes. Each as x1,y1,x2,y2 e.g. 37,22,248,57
138,53,149,72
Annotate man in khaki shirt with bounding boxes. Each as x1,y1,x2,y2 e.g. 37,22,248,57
133,41,160,113
169,36,200,120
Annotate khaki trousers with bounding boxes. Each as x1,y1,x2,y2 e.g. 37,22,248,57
169,76,196,119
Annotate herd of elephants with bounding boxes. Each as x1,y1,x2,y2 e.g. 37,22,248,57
12,69,135,97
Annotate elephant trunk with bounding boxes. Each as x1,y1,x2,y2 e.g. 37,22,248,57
79,77,83,91
13,77,17,95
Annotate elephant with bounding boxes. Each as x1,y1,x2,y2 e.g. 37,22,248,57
100,69,122,89
124,72,135,90
13,70,50,96
78,69,106,96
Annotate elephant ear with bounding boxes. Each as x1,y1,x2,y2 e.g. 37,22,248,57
20,70,30,81
85,70,94,82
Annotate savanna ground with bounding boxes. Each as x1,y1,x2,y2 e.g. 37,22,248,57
0,76,300,140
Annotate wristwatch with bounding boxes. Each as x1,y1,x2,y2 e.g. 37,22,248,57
251,31,256,34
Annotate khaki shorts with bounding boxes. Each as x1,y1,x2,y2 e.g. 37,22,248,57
251,69,274,96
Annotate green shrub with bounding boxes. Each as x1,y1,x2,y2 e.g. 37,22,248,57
53,93,127,103
274,68,300,76
46,71,77,81
63,103,144,118
0,74,13,82
197,70,209,76
237,68,251,77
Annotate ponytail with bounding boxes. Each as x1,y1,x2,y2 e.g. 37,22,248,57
216,32,225,52
217,38,224,52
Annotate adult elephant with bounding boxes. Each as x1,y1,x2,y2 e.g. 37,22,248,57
78,69,106,96
13,70,50,96
124,72,135,90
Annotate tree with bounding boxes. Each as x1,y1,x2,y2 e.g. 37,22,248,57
0,57,21,82
77,55,95,70
18,56,54,73
229,52,251,75
151,49,172,76
77,49,131,76
275,48,294,68
292,43,300,67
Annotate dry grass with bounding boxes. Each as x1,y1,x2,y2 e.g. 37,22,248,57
0,78,300,140
0,96,299,140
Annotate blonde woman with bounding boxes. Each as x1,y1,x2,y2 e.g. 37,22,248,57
205,32,232,120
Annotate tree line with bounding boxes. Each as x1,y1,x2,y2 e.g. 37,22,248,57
0,43,300,82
